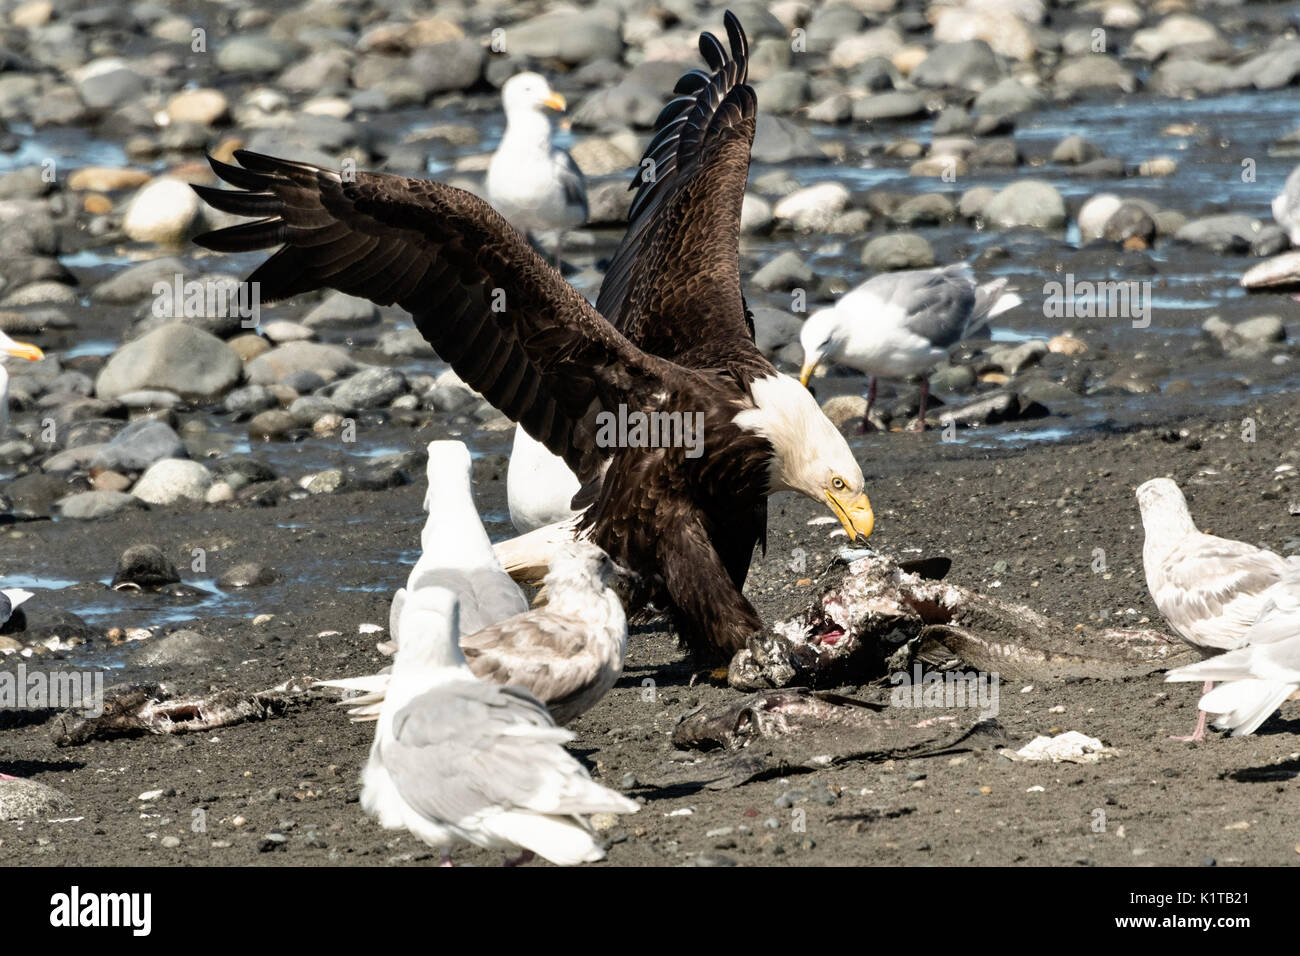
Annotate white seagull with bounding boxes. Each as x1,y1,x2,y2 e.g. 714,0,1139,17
798,263,1020,432
1,329,45,435
1166,566,1300,736
507,424,581,533
360,585,638,866
486,72,588,268
323,540,626,726
0,586,33,780
1137,477,1299,740
1272,165,1300,246
389,439,527,643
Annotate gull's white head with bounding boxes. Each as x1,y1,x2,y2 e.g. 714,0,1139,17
546,540,615,586
1136,477,1198,539
392,585,464,675
501,72,566,119
798,308,843,388
734,373,874,541
423,439,472,511
0,330,43,364
1,330,43,434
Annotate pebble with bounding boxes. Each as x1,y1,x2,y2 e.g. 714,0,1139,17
132,459,213,505
122,178,202,245
217,562,277,588
96,325,242,401
0,779,73,821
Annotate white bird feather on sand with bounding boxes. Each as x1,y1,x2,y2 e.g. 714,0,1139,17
360,585,637,865
798,263,1021,432
1,329,45,435
1166,566,1300,736
1137,477,1300,740
486,72,587,268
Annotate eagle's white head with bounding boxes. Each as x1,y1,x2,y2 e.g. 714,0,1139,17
734,372,874,541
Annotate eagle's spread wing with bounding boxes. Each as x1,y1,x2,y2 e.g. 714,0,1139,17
193,151,671,485
595,12,759,366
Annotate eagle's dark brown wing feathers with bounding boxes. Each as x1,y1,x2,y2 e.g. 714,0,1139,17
192,150,665,482
594,11,759,367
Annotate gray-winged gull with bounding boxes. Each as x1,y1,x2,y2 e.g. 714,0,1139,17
798,263,1020,432
390,439,527,641
323,539,626,726
360,585,638,865
1166,565,1300,736
1,330,44,435
486,72,587,268
1137,477,1299,740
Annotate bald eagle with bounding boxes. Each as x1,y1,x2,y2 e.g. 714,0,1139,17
190,12,874,663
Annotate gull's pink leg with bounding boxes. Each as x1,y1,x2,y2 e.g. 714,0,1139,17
0,772,17,780
1169,680,1213,742
439,852,453,867
910,377,930,433
859,377,878,434
502,849,535,867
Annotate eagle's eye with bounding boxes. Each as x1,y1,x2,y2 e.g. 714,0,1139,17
831,476,846,491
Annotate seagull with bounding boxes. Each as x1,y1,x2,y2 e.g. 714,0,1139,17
507,424,581,533
1165,567,1300,736
461,540,627,726
360,585,638,865
1272,165,1300,246
486,72,588,269
1,587,32,629
0,587,33,780
798,264,1020,433
323,540,626,726
389,440,527,642
1137,477,1299,741
1,329,45,435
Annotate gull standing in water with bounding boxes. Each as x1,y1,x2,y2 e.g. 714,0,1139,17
360,586,638,865
799,264,1020,432
487,72,587,269
1137,478,1299,740
1166,566,1300,736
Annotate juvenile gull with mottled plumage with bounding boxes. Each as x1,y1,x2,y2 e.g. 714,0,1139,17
1137,477,1299,740
1166,565,1300,736
324,539,626,726
360,586,637,866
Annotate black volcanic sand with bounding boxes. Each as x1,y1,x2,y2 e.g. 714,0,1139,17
2,390,1299,867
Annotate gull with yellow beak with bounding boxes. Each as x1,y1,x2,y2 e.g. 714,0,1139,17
1,329,44,435
799,264,1020,433
486,72,588,269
